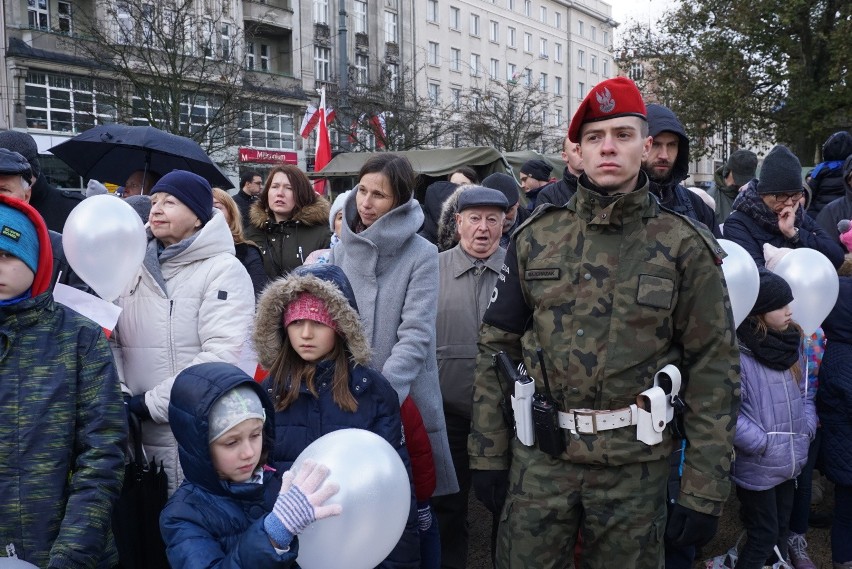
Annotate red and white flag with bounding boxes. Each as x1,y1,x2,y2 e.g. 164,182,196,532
313,88,332,195
300,104,335,139
370,113,387,149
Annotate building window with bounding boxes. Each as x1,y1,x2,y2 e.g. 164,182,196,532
577,49,585,69
629,62,644,81
384,11,398,43
539,38,548,58
507,62,517,81
555,12,561,29
115,2,132,43
591,54,597,73
260,44,270,71
523,68,532,87
524,32,532,52
472,93,481,111
429,41,440,66
202,19,215,58
470,13,480,36
246,42,255,69
239,104,295,149
450,47,460,70
508,0,515,9
25,71,116,132
313,0,328,24
524,0,531,17
603,58,609,76
603,30,609,47
470,53,481,76
591,26,597,42
555,42,562,63
555,108,563,126
507,26,516,48
451,87,461,110
539,6,546,22
554,76,562,95
489,20,498,42
386,63,399,91
353,0,367,34
314,46,331,81
355,54,369,84
57,1,73,34
427,0,438,23
578,20,584,36
578,81,585,100
449,6,460,29
539,72,547,92
428,83,440,104
28,0,49,30
489,58,499,79
220,24,231,60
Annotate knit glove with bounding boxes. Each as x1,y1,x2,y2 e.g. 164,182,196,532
471,469,509,515
665,503,719,548
417,501,433,532
86,179,109,197
264,460,342,548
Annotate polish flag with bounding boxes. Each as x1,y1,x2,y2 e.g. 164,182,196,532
370,113,387,149
313,88,332,195
300,105,336,139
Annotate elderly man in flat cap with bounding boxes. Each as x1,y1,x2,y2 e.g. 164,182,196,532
468,76,740,569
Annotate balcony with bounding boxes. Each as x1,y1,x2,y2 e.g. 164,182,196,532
243,0,294,32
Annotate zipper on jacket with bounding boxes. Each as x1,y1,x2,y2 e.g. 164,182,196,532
297,245,304,262
782,371,795,479
168,300,177,377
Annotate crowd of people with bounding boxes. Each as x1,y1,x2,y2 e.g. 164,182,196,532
0,75,851,569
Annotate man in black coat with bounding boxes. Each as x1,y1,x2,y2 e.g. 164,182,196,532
234,170,262,229
537,134,584,207
0,130,83,233
643,104,720,237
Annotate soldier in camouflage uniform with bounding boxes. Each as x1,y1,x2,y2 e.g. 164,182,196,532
468,76,740,569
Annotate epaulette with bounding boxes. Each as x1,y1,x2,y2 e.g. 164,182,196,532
657,204,725,266
510,200,574,244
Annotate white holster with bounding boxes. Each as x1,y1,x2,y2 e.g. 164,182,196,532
635,364,682,445
512,377,536,446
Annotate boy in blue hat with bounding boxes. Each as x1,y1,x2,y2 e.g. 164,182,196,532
0,194,126,567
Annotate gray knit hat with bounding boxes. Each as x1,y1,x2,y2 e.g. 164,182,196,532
208,385,266,442
756,145,802,195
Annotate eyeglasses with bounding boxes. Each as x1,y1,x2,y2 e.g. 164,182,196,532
770,191,803,204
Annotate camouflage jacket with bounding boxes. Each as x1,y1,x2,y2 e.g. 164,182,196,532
0,293,127,568
468,176,741,515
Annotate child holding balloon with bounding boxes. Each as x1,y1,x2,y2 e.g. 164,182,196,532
160,361,341,568
730,269,817,569
253,263,421,568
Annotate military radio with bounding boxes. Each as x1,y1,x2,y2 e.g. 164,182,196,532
532,348,567,457
495,352,535,445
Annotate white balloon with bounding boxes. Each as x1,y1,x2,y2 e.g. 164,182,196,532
293,429,411,569
62,195,146,301
718,239,760,327
0,559,39,568
772,248,839,335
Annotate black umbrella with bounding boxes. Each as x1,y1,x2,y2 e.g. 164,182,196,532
112,414,171,569
49,124,234,189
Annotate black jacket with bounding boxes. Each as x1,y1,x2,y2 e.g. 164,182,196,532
815,155,852,243
536,167,578,207
233,189,256,230
29,174,84,233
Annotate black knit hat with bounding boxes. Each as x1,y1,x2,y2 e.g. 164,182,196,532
481,173,519,206
750,268,794,316
726,150,758,186
756,145,802,195
520,159,552,182
0,131,40,179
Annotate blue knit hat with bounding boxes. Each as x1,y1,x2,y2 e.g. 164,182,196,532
0,203,39,273
150,170,213,225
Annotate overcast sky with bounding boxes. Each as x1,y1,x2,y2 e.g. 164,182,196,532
607,0,679,39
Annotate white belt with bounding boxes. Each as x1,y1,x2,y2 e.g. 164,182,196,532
558,406,638,435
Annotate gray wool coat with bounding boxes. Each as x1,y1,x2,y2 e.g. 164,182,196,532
330,192,459,496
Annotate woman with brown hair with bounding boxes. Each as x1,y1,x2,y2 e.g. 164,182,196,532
243,165,331,279
212,187,267,298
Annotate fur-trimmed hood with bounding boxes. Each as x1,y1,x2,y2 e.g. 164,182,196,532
436,187,465,253
253,264,371,369
248,195,330,231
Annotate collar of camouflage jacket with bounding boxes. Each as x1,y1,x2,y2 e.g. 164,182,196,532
571,173,657,226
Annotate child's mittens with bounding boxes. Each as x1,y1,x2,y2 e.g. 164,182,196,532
264,459,342,548
417,501,433,532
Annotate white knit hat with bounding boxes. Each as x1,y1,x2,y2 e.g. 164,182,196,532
208,385,266,442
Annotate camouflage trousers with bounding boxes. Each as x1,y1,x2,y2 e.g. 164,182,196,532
496,440,669,569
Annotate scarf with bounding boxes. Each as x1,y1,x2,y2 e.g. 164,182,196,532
737,318,801,371
732,182,803,235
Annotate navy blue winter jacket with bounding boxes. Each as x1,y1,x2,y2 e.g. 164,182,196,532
160,363,294,569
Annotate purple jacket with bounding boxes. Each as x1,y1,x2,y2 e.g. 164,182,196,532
731,350,817,491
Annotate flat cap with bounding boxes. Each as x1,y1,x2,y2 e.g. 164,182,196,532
0,148,33,178
457,186,509,212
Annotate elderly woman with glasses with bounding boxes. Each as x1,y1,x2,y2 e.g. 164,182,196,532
724,145,845,269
